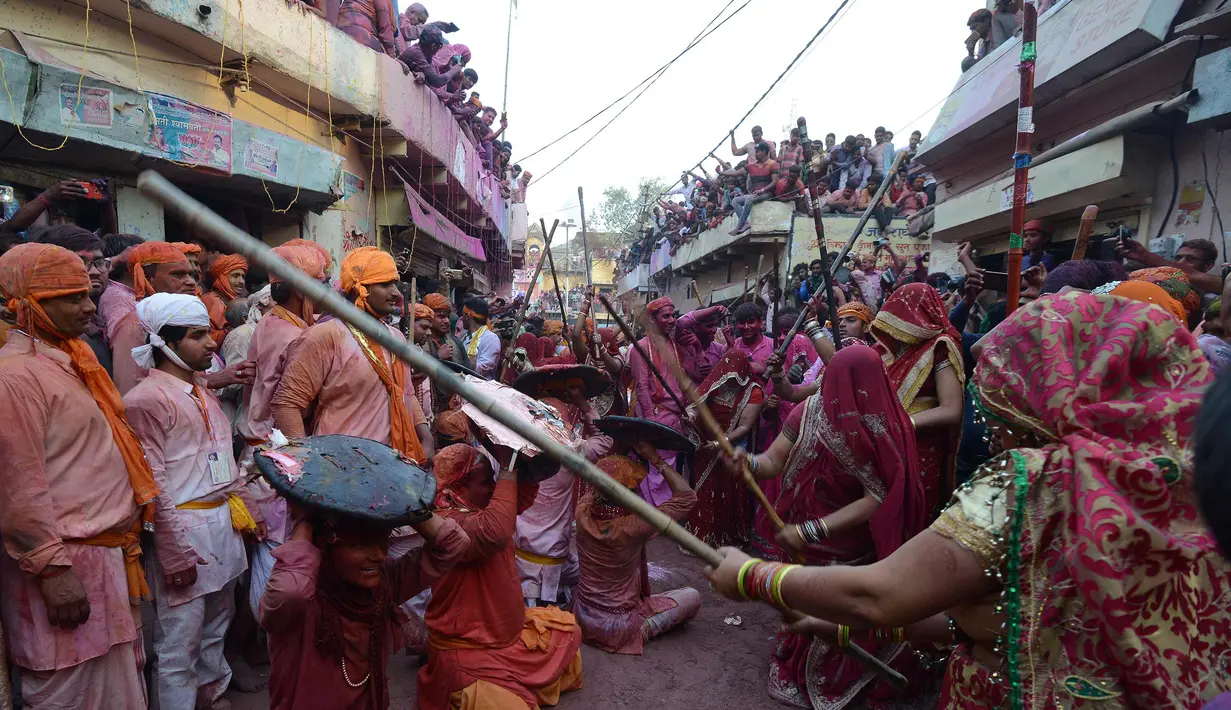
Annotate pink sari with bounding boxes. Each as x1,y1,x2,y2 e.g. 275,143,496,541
765,346,935,709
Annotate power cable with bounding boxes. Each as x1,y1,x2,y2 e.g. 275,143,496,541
519,0,751,164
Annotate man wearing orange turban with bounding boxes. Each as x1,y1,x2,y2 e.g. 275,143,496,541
201,253,249,347
0,244,157,708
574,442,701,655
836,301,875,342
110,241,197,394
279,238,333,275
419,444,584,709
271,247,432,466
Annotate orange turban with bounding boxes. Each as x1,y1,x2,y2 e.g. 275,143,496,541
646,296,674,314
435,407,472,442
837,302,875,325
281,238,332,274
0,244,158,601
422,292,451,313
597,454,648,489
1111,281,1187,325
128,241,191,300
170,242,202,256
543,320,564,337
270,244,326,282
340,247,399,317
413,303,434,320
208,254,249,301
433,443,489,509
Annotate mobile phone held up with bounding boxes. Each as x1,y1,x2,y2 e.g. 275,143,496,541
79,180,105,200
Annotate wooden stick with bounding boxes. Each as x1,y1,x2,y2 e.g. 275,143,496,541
691,279,704,308
136,169,904,691
501,219,558,368
743,265,751,304
600,294,786,532
1070,205,1100,261
796,117,843,347
542,219,567,323
751,254,765,304
1006,3,1039,315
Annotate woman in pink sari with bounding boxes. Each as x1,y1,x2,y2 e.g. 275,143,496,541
686,350,763,547
738,345,936,708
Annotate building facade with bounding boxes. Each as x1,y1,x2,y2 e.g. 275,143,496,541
0,0,523,289
921,0,1231,279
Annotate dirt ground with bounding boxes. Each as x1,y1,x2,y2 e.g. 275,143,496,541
225,537,783,709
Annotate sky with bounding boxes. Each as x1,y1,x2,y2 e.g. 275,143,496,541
398,0,975,252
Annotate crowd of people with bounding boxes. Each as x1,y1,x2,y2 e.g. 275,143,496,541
617,125,935,276
289,0,530,202
2,140,1231,710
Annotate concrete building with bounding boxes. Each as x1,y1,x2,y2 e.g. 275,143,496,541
0,0,522,289
515,230,617,322
920,0,1231,282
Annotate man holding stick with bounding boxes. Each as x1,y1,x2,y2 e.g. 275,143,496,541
674,303,728,383
629,297,691,506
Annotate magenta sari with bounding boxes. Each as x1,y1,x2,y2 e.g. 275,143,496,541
765,346,936,709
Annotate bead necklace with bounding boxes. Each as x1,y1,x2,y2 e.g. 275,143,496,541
342,656,370,688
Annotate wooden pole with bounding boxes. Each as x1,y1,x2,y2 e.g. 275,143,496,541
543,219,567,323
578,187,593,287
1006,1,1039,315
135,169,904,690
1070,205,1100,261
501,219,559,368
828,150,908,275
796,117,843,346
600,295,787,531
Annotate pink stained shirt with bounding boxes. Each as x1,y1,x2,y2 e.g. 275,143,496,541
260,523,469,710
240,314,307,445
109,309,147,395
629,336,686,425
124,369,255,606
270,318,426,443
573,489,697,655
0,331,141,671
731,333,775,380
98,281,136,345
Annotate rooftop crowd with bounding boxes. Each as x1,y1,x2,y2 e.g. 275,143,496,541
291,0,532,203
617,124,936,276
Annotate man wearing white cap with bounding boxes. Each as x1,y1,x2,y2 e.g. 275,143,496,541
122,292,265,710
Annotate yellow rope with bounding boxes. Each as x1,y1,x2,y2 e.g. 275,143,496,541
0,0,92,151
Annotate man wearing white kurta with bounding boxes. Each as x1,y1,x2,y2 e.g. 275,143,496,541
123,293,263,709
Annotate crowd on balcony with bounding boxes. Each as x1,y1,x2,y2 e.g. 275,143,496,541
962,0,1057,71
293,0,531,203
616,125,936,276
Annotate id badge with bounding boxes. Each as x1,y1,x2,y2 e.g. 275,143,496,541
207,451,232,485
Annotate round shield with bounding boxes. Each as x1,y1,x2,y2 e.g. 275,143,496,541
596,416,696,454
512,364,612,400
459,374,580,459
254,435,436,526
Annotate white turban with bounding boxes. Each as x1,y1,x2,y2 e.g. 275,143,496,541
132,293,211,370
247,284,273,325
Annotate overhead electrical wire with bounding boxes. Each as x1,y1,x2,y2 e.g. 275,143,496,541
519,0,747,163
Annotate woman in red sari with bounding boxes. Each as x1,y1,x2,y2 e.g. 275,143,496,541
686,350,764,547
869,283,964,515
735,344,934,708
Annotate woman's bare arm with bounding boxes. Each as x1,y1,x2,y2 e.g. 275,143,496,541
910,363,963,430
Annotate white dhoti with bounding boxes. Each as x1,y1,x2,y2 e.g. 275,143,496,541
20,640,146,710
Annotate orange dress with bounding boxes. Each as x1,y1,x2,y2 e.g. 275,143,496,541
417,479,583,709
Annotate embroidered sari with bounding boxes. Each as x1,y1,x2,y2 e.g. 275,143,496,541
932,292,1231,708
870,283,964,515
686,350,763,547
767,345,935,709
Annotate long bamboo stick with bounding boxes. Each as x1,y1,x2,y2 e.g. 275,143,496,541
542,219,568,324
136,170,904,690
599,295,786,531
501,219,559,369
1006,2,1039,315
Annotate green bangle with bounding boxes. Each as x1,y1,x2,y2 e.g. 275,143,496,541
736,559,760,600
